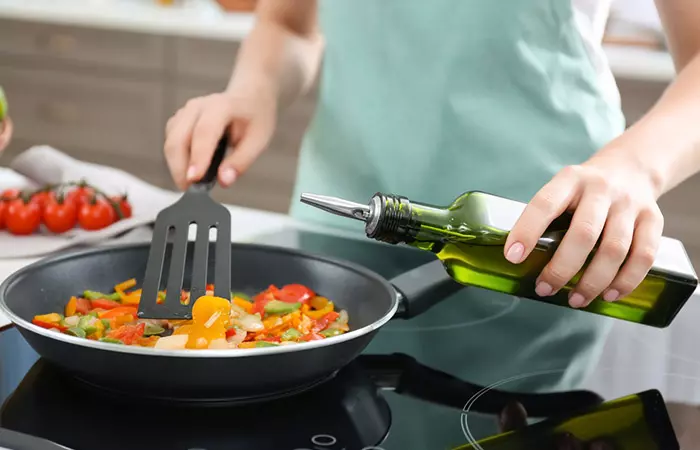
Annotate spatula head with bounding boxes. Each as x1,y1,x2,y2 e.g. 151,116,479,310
137,136,231,320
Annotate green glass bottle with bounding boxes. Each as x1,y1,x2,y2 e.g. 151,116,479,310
454,389,677,449
300,191,698,327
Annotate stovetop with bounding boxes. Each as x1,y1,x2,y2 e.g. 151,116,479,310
0,228,696,450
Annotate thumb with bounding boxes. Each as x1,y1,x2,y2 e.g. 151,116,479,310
217,119,274,187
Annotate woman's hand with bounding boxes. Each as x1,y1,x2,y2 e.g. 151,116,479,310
163,87,277,190
0,116,13,153
504,153,664,308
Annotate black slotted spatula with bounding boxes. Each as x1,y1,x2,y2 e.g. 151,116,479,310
138,135,231,320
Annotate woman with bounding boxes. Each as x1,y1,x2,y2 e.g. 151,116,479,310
164,0,700,445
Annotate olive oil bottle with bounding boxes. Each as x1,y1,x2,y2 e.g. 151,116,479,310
300,191,698,327
454,389,678,449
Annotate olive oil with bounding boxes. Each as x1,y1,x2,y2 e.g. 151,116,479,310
454,389,678,449
300,191,698,328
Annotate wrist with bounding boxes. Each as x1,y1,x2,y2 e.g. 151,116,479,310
588,131,668,199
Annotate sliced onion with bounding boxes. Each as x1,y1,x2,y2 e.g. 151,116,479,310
63,316,80,327
337,310,349,325
226,328,247,346
234,313,264,332
154,334,188,350
208,338,228,350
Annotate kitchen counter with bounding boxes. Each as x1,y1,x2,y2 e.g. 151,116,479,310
0,0,677,82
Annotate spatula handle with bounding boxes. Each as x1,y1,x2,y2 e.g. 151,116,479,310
196,134,229,190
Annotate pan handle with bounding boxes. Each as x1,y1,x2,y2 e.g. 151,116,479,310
389,259,465,319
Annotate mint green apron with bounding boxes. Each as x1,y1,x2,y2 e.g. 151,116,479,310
289,1,626,447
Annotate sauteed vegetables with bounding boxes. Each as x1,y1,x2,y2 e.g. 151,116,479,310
32,280,350,350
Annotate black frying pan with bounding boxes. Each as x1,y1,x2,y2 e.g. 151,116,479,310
0,242,463,402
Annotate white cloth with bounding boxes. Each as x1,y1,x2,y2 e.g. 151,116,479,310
0,145,180,258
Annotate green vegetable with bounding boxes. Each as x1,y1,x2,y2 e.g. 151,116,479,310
88,311,99,318
66,327,86,338
99,337,124,345
143,323,165,336
320,328,343,338
230,292,251,302
281,328,302,341
264,300,301,315
83,290,120,301
77,316,94,329
101,319,111,330
255,341,279,348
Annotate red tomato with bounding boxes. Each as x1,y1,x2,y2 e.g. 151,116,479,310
75,298,92,315
5,199,41,235
30,191,51,211
66,186,95,208
90,298,121,310
42,194,78,233
277,284,315,304
0,200,6,229
1,189,20,201
78,198,116,230
261,336,281,343
106,323,145,345
111,195,132,219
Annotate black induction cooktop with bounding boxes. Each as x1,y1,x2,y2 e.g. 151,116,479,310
0,228,691,449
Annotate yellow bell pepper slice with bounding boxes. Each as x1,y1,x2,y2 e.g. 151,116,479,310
305,302,334,320
34,313,62,324
65,297,78,317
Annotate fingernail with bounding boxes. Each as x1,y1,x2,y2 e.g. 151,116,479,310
219,167,237,185
505,242,525,264
535,282,552,297
569,292,586,308
186,165,197,181
603,289,619,302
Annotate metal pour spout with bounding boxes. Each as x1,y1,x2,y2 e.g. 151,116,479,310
299,193,371,222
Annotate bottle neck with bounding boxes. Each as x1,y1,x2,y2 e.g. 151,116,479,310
365,194,450,245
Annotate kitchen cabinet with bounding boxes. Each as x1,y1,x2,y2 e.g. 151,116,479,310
0,18,317,213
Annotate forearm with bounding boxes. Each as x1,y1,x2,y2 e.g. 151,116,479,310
226,2,323,110
591,52,700,197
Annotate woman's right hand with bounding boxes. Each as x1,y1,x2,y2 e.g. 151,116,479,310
163,87,277,190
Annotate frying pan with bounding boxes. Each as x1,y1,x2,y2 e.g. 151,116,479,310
0,241,464,402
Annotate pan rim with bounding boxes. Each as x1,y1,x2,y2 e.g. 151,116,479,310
0,242,399,358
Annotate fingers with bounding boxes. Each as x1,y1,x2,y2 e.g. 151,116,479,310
536,186,610,302
505,166,580,264
164,104,201,190
498,402,528,432
568,202,635,307
604,207,663,301
217,116,274,187
188,99,233,184
0,117,13,152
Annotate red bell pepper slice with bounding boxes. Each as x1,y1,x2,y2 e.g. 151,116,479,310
252,285,280,315
90,298,121,310
276,284,315,304
311,311,341,333
32,319,67,332
300,333,324,342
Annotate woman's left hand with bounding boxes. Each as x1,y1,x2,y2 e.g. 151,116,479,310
0,116,13,153
504,152,664,308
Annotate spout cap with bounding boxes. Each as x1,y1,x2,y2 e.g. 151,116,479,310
299,193,371,222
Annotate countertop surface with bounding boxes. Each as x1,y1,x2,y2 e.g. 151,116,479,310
0,0,677,82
